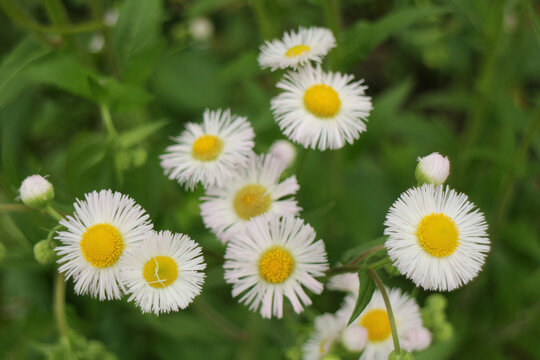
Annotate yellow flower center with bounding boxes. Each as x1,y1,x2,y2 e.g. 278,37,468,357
417,213,460,257
192,134,223,161
304,84,341,118
360,309,392,342
258,247,295,284
80,224,123,268
285,44,311,58
143,256,179,288
233,184,271,220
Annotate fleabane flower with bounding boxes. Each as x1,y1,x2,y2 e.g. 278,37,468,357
200,153,300,243
303,313,345,360
19,174,54,209
271,64,372,150
121,230,206,315
160,108,255,190
338,289,423,360
384,184,490,291
415,152,450,185
55,190,152,300
258,27,336,71
224,215,328,319
269,139,297,168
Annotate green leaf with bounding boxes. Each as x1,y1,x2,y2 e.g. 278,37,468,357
112,0,164,81
348,269,375,325
341,6,450,68
529,3,540,48
119,120,168,148
0,37,49,111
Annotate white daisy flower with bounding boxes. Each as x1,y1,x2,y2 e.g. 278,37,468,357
258,27,336,71
303,313,345,360
160,108,255,190
55,190,152,300
200,154,300,243
224,215,328,319
338,289,423,360
384,184,490,291
121,230,206,315
327,272,359,294
271,64,372,150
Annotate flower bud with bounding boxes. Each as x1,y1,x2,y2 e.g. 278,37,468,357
402,327,432,351
341,325,367,352
388,350,414,360
19,175,54,209
189,17,214,42
415,152,450,185
425,294,447,312
269,140,296,168
435,322,454,342
34,240,56,265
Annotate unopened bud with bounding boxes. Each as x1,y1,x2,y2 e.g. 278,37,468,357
34,240,56,265
19,175,54,209
415,152,450,185
269,140,297,168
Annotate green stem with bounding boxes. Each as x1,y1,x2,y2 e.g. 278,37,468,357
321,0,342,68
54,272,69,337
250,0,274,40
369,269,400,353
45,205,63,222
368,257,391,270
42,0,86,60
99,102,117,139
325,244,386,276
349,245,385,265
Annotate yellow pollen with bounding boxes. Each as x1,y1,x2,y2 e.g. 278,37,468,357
360,309,392,342
143,256,178,288
80,224,123,268
417,213,460,257
285,44,311,58
233,184,271,220
304,84,341,118
258,247,295,284
192,134,223,161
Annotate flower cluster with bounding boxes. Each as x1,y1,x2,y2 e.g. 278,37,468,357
54,190,206,315
18,25,492,360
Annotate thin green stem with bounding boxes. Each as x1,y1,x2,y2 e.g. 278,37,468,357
321,0,342,68
368,257,391,270
349,244,385,265
250,0,274,40
99,102,118,139
369,269,400,353
45,205,63,222
54,272,69,337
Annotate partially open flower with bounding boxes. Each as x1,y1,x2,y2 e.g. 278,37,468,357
415,152,450,185
19,175,54,209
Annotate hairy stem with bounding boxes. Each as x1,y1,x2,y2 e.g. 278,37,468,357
369,269,400,353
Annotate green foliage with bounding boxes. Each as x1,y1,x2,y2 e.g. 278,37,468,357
0,0,539,359
348,269,375,325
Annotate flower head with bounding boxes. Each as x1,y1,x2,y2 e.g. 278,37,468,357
161,108,255,190
55,190,152,300
200,154,300,243
269,139,297,168
121,230,206,315
224,215,328,318
384,184,490,291
258,27,336,71
271,65,372,150
303,314,345,360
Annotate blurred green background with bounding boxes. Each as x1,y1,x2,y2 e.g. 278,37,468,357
0,0,539,359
